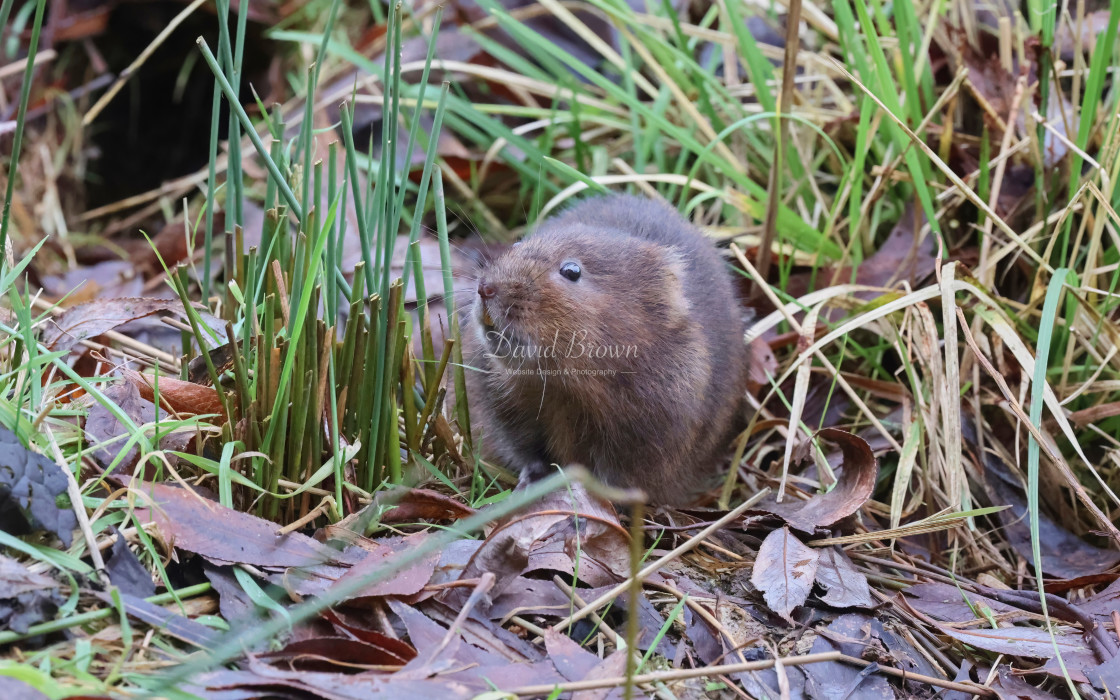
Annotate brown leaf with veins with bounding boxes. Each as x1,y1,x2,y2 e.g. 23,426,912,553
370,486,477,524
751,526,819,623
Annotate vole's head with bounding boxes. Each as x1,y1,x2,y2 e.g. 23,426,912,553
472,223,691,370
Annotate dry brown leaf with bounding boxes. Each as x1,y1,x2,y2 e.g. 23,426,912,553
258,635,416,672
904,582,1024,623
934,620,1089,659
754,428,878,533
330,532,441,601
750,526,819,623
544,628,602,682
131,481,344,569
375,487,477,524
122,369,227,422
814,546,873,608
572,650,628,700
804,613,920,696
42,297,185,354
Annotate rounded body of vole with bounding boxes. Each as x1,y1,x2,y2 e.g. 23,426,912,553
461,194,747,504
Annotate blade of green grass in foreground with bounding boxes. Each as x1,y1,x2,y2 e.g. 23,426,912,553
1028,268,1078,697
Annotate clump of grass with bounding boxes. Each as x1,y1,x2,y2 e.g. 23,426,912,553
153,1,479,523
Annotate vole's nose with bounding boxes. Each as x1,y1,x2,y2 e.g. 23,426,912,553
478,280,497,299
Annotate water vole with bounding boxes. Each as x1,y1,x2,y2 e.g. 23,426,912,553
462,193,748,504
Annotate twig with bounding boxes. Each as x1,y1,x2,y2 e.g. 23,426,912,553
754,0,802,297
431,572,495,659
276,496,334,535
552,576,624,649
624,500,645,700
82,0,209,126
507,615,548,638
43,424,107,586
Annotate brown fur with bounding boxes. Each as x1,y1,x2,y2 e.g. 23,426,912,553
461,194,748,504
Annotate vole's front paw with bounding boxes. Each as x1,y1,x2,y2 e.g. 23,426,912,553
514,460,553,491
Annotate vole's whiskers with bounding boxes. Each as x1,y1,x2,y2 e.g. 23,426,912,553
535,342,548,419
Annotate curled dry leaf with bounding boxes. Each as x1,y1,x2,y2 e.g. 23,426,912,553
365,486,477,525
754,428,878,534
321,608,419,662
259,636,416,672
42,297,185,354
122,369,227,422
750,526,819,623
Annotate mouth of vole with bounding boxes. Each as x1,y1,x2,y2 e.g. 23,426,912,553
479,313,536,362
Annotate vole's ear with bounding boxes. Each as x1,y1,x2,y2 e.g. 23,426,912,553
660,246,691,315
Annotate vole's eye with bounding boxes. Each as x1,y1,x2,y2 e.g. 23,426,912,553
559,261,581,282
